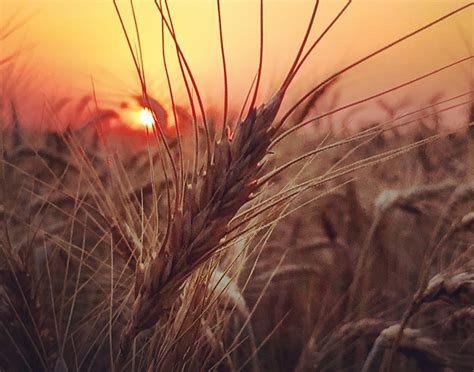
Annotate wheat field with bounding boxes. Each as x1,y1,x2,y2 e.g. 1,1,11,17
1,1,473,371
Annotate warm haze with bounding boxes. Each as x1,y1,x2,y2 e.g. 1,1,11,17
1,1,473,371
1,1,472,131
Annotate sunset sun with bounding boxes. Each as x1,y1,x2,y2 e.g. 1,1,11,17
138,107,155,128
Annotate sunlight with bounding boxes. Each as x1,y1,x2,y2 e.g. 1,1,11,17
138,107,155,128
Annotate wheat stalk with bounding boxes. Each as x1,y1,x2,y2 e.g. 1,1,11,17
361,324,471,372
442,306,474,340
299,318,392,371
420,266,474,306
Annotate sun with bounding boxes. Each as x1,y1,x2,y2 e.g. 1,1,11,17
138,108,155,128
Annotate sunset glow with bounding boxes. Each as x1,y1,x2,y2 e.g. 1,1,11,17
1,1,471,132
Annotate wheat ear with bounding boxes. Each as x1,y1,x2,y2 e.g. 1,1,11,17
362,323,474,372
117,91,284,364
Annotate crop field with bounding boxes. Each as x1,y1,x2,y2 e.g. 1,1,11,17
1,1,473,371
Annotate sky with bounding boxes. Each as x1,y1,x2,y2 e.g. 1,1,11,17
1,0,472,133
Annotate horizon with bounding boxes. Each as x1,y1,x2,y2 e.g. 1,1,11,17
1,1,472,134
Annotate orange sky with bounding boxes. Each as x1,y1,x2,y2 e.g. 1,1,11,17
1,0,472,133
